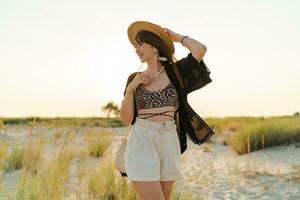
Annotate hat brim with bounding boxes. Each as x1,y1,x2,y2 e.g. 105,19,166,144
127,21,175,55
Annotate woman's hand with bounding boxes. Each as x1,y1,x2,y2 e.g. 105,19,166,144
163,28,183,43
126,72,152,94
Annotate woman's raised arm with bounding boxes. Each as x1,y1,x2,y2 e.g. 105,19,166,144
163,28,207,62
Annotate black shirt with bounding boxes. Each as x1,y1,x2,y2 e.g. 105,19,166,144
123,53,215,154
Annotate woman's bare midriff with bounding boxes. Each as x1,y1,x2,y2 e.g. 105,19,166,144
137,106,177,122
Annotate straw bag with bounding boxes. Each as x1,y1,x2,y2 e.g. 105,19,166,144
114,137,127,175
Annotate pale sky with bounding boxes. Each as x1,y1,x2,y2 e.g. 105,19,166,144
0,0,299,118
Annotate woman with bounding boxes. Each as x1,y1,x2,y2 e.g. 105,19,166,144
120,21,214,200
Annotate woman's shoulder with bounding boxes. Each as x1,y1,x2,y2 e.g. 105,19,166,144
128,71,138,77
127,71,144,80
126,71,141,84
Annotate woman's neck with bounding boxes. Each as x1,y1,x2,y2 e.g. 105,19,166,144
146,59,163,74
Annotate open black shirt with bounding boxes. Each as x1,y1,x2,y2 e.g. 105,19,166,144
123,53,215,154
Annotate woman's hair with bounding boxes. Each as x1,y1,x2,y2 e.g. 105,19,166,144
135,31,177,64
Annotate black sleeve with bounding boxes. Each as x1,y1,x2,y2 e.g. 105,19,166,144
175,53,212,94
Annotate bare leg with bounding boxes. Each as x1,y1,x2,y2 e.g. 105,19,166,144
131,180,165,200
160,180,175,200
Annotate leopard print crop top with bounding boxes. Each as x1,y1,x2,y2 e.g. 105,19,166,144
134,82,179,110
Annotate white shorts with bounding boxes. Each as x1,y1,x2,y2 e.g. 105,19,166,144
124,117,182,181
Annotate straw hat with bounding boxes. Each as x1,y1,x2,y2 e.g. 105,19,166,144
127,21,175,55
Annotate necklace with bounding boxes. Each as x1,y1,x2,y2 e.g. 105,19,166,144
146,66,164,80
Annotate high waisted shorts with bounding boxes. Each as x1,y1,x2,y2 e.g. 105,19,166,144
124,117,182,181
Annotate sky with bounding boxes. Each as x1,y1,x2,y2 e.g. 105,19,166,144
0,0,299,118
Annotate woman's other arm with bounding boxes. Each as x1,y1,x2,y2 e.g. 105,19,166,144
120,72,151,125
120,85,135,125
163,28,207,62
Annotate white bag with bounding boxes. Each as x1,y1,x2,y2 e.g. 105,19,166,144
114,137,127,174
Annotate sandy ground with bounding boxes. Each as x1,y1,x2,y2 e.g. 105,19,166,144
112,128,300,200
180,140,300,200
1,125,300,200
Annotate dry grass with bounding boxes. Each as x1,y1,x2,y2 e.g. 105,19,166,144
16,148,74,200
1,123,111,198
8,116,300,200
0,127,9,168
76,151,88,197
228,117,300,154
0,120,5,129
0,117,124,128
84,130,113,141
22,143,44,175
15,125,75,199
205,116,259,135
1,147,25,172
53,129,64,145
1,120,198,199
287,166,300,181
170,182,193,200
0,142,8,168
86,131,114,157
87,155,138,200
202,144,212,152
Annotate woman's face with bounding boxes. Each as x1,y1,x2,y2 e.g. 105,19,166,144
134,41,156,63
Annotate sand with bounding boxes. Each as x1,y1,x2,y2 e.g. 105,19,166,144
1,125,300,199
177,137,300,200
112,128,300,200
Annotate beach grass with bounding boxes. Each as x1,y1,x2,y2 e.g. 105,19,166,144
16,148,74,200
86,131,113,157
1,147,25,172
1,115,299,198
87,155,138,200
0,117,124,128
0,142,8,168
228,117,300,154
0,121,187,199
205,116,263,135
86,154,193,200
76,150,88,197
171,181,193,200
53,129,64,145
22,143,44,175
289,166,300,181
